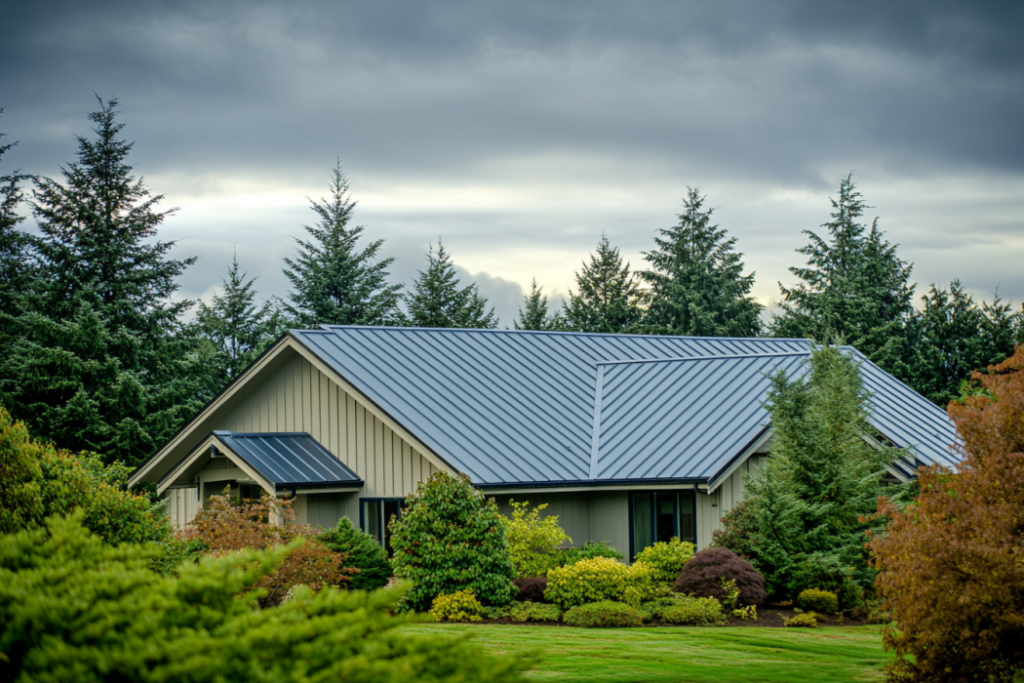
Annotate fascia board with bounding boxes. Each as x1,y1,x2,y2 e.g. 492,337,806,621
707,428,773,493
156,434,275,496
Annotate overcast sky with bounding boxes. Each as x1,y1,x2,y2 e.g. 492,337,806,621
2,0,1022,326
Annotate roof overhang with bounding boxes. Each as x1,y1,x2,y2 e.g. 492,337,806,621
157,433,276,496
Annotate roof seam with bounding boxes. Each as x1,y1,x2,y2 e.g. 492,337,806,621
595,351,810,366
588,364,605,480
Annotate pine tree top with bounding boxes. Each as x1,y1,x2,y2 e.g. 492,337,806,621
405,240,497,329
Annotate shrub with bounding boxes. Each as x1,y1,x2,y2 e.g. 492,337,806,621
390,472,516,611
563,601,642,628
149,536,207,576
639,596,680,622
513,576,548,602
732,605,757,621
674,547,765,607
0,407,169,545
509,601,562,622
317,516,392,591
558,540,623,566
431,590,485,622
871,347,1024,682
0,514,528,683
783,612,818,628
482,605,512,620
634,537,695,585
659,596,726,626
837,580,865,610
545,557,657,609
501,500,571,578
798,588,839,615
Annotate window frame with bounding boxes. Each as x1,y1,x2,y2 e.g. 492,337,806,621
628,490,697,560
359,497,406,555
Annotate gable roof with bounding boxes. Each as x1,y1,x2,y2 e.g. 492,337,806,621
291,326,960,487
214,431,363,489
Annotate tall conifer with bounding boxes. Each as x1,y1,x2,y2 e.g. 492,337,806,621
405,240,497,329
514,278,562,331
0,110,31,328
562,235,645,333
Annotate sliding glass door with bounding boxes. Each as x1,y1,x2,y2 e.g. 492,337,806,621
629,490,696,559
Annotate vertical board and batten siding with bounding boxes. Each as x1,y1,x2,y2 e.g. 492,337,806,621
696,454,769,548
490,490,627,559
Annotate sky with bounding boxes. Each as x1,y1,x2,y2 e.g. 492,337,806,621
2,0,1022,327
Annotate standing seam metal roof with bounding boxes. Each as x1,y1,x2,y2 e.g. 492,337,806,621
215,431,363,488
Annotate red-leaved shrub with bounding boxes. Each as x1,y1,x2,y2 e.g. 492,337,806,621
674,547,765,607
513,577,548,602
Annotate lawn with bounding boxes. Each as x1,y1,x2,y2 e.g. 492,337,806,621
405,623,889,683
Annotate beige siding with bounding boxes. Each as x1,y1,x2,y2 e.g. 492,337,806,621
165,487,198,529
588,491,629,558
301,492,360,530
695,453,770,549
492,492,591,548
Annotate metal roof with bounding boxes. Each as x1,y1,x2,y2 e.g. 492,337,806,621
291,326,960,486
213,431,363,489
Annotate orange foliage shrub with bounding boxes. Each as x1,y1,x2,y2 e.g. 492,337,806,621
871,346,1024,683
185,492,356,606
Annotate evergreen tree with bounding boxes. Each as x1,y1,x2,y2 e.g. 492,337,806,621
0,98,218,466
514,278,563,331
903,280,1023,407
405,240,497,329
0,110,32,331
562,235,645,333
195,253,286,383
283,162,402,327
772,175,915,374
641,187,762,337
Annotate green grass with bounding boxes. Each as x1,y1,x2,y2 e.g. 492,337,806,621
405,623,889,683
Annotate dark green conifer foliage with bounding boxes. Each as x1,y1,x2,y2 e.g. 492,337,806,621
772,176,915,374
405,240,497,329
0,110,32,335
283,162,402,328
562,235,645,333
195,253,285,383
641,188,762,337
317,516,393,591
514,278,563,331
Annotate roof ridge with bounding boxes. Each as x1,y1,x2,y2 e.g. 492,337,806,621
306,324,811,343
596,351,810,366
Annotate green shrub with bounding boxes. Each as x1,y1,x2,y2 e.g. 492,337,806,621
0,513,528,683
797,588,839,615
784,612,819,627
390,472,516,611
508,601,562,622
501,500,571,578
482,605,512,620
558,540,623,566
317,516,392,591
544,557,657,608
639,596,680,622
149,537,207,575
732,605,758,621
563,601,642,628
633,537,695,585
837,580,865,609
659,596,726,626
430,590,485,622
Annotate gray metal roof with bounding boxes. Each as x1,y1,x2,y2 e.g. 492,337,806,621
214,431,363,489
290,326,959,486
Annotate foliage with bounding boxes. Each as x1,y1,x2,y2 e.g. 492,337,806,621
674,547,765,607
0,98,219,466
194,252,285,382
148,536,207,576
561,235,645,333
871,346,1024,683
0,514,527,683
508,601,563,622
283,162,403,328
0,109,31,327
390,472,516,610
545,557,657,609
431,589,485,622
772,175,915,377
837,580,865,610
317,516,392,591
501,499,571,578
514,277,564,331
724,345,900,599
641,187,762,337
404,240,497,328
797,589,839,615
658,596,726,626
711,498,758,559
513,576,548,602
558,540,624,566
732,605,757,621
563,601,643,628
186,492,354,606
0,407,168,545
633,537,695,585
783,612,819,628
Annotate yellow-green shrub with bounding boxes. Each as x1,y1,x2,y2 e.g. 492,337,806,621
563,601,642,628
544,557,658,608
784,612,818,627
633,537,695,585
797,588,839,615
508,601,562,622
658,596,726,626
430,590,485,622
501,500,571,578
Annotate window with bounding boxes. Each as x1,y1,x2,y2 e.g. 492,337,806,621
360,498,405,555
239,483,261,502
629,490,696,559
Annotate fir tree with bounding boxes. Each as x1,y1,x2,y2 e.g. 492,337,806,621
772,175,915,374
283,162,402,328
405,240,497,329
0,110,32,331
195,253,286,383
641,187,762,337
514,278,563,331
562,235,645,333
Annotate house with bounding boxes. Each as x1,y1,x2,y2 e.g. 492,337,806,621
129,326,959,559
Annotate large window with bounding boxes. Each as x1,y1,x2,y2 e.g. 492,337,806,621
360,498,404,554
629,491,696,559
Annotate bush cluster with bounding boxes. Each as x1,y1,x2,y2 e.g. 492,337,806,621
784,612,818,628
797,588,839,615
558,540,623,566
563,601,642,628
674,547,765,607
501,500,571,578
430,590,485,622
544,557,656,609
633,537,695,585
658,596,726,626
513,576,548,602
316,517,392,591
509,601,562,622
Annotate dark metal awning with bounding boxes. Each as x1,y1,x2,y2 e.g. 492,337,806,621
212,431,362,490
